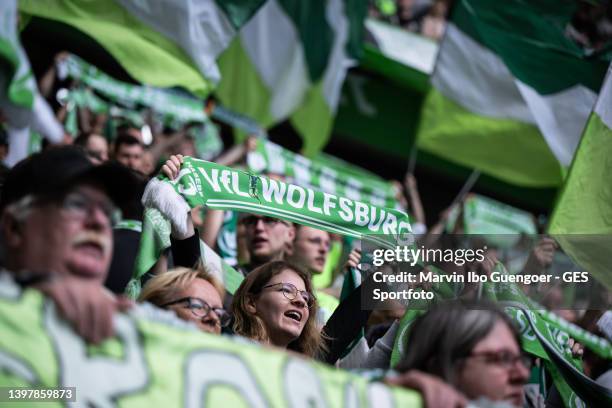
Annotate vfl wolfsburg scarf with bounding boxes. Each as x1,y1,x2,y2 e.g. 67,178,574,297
247,139,401,209
166,157,410,244
390,263,612,407
129,157,412,297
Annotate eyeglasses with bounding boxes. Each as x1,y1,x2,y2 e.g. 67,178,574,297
161,297,232,327
60,192,122,226
241,215,290,228
261,282,314,308
467,350,532,370
9,191,121,226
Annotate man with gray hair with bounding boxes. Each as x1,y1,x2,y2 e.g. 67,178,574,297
0,146,136,343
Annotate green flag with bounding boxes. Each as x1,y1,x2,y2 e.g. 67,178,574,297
0,0,63,140
216,0,367,155
19,0,266,98
549,63,612,290
417,0,611,187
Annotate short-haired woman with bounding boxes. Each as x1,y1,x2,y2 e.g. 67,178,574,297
139,266,230,334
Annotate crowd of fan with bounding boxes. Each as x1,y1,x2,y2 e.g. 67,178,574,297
0,56,611,408
369,0,612,48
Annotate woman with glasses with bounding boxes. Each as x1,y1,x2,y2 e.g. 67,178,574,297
395,300,530,407
232,260,325,358
138,266,230,334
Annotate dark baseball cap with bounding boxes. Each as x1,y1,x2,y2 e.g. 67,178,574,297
0,146,142,211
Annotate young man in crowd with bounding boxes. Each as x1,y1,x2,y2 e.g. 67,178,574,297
237,214,295,276
113,133,144,173
287,225,341,324
288,225,331,276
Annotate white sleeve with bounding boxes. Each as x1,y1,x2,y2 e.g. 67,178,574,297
337,337,370,370
3,126,30,167
362,320,399,369
31,94,63,144
338,320,400,370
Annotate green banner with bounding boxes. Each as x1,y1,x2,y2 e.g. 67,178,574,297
445,194,537,248
505,301,612,407
463,194,537,236
0,279,422,407
60,55,206,124
247,139,400,209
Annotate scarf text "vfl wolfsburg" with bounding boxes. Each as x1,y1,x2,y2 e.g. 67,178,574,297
171,157,411,248
128,157,412,298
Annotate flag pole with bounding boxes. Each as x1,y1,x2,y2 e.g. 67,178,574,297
451,169,481,206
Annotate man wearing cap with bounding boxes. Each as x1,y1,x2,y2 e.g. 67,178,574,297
0,146,136,343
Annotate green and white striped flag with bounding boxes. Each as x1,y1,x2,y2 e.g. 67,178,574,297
0,0,63,144
216,0,367,156
549,63,612,290
247,139,400,209
0,0,36,125
417,0,611,187
19,0,266,98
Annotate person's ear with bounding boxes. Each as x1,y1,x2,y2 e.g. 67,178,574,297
245,295,257,314
1,212,24,248
287,224,295,241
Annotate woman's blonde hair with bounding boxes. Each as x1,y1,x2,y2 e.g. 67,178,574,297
232,260,325,358
138,264,225,306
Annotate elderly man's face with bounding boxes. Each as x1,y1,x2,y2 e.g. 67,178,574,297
4,184,114,282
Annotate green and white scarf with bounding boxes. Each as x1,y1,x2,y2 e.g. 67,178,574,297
130,157,412,297
60,55,206,124
247,139,400,209
168,157,410,246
